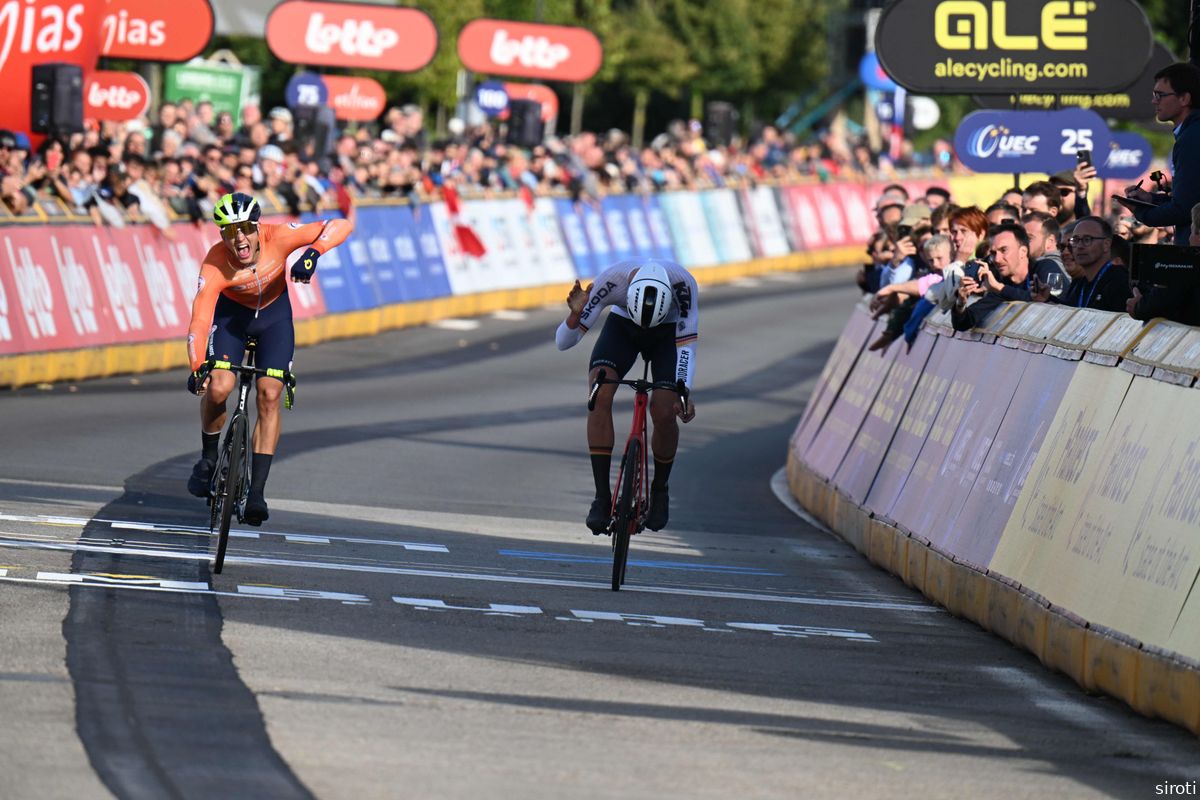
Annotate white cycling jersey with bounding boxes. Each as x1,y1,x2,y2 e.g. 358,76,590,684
555,259,698,389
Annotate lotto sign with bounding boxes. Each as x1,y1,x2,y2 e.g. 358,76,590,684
457,19,602,83
953,108,1111,175
100,0,214,62
875,0,1154,94
475,81,509,116
84,71,150,122
266,1,437,72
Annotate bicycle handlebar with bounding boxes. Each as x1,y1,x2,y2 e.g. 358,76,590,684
587,369,689,412
201,358,298,409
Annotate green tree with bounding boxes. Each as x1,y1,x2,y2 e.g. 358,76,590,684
609,1,697,147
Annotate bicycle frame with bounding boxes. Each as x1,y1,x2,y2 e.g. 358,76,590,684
609,362,652,533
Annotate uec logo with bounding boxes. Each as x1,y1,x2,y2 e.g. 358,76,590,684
968,125,1039,159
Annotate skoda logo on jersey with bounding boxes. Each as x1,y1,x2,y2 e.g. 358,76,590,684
968,125,1038,159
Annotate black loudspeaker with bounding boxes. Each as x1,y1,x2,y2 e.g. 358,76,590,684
293,105,335,169
506,99,544,148
31,63,84,136
705,101,738,148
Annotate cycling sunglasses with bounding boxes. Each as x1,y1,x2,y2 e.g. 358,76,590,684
220,221,258,239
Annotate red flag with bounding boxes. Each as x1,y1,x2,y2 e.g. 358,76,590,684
443,181,487,258
519,184,535,213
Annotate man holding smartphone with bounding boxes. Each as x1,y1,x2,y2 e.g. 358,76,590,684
1118,62,1200,244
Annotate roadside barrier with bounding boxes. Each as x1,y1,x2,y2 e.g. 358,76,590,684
788,300,1200,735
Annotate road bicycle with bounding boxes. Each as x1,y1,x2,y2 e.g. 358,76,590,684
196,339,294,573
588,362,688,591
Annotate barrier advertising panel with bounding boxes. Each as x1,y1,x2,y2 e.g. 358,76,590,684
554,198,596,279
641,196,677,262
580,200,615,273
833,328,936,504
780,186,827,252
354,206,407,303
745,187,791,257
701,190,753,264
990,363,1134,588
943,354,1076,567
892,342,1028,543
792,307,878,456
659,193,719,268
804,342,896,481
601,197,637,264
412,206,452,299
1004,378,1200,651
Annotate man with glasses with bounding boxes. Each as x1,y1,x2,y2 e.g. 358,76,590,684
184,192,353,525
1118,62,1200,244
1035,217,1130,312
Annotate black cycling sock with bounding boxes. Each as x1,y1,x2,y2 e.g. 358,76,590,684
201,431,220,462
250,453,273,496
652,457,673,491
590,447,612,498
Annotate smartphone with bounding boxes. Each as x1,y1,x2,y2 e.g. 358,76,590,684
46,149,62,171
1076,149,1092,167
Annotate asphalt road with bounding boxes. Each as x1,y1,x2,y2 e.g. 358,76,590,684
0,268,1195,800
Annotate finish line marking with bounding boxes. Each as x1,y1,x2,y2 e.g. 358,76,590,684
498,549,784,576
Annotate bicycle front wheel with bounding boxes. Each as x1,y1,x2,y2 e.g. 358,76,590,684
611,438,641,591
213,413,246,574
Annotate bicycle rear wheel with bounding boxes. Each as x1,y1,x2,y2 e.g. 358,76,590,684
611,438,641,591
212,413,246,574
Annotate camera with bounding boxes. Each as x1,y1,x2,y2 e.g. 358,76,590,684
896,224,913,240
1129,243,1200,291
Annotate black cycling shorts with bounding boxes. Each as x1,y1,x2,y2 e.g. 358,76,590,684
589,313,676,383
207,292,295,374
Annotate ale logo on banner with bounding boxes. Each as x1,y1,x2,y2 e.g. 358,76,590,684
874,0,1154,94
457,19,602,82
100,0,214,62
266,1,437,71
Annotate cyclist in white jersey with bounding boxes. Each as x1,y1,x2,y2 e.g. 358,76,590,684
556,260,698,532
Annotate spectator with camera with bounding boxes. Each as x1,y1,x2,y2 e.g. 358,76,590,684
1119,63,1200,243
1034,216,1130,311
951,222,1043,330
1127,202,1200,326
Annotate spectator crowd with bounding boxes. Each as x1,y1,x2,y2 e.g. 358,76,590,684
862,61,1200,334
0,93,963,230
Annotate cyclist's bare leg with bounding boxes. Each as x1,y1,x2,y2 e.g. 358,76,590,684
586,365,617,451
200,369,236,435
252,377,284,455
649,389,679,462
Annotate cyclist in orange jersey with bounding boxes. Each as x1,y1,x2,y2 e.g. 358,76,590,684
185,192,353,525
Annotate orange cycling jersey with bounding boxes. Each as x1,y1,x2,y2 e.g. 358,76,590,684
187,218,352,371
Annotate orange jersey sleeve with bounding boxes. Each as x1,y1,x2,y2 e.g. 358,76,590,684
186,243,234,371
266,217,354,257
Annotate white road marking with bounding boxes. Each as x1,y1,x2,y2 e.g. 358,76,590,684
0,515,447,552
490,309,529,321
393,597,542,615
432,318,481,331
0,477,123,492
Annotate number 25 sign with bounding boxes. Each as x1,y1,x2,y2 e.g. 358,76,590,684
953,108,1112,174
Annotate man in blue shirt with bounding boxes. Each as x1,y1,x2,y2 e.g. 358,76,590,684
1119,63,1200,244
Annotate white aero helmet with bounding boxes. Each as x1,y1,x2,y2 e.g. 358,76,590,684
625,263,673,328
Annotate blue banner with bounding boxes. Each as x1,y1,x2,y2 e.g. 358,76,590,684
600,197,637,263
302,212,363,313
411,205,453,299
555,198,596,279
1098,131,1153,181
954,109,1112,175
641,195,677,262
616,195,656,259
700,191,733,263
354,206,406,305
580,200,614,270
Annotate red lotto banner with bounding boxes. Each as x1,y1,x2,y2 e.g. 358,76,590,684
0,223,327,357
